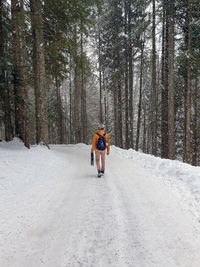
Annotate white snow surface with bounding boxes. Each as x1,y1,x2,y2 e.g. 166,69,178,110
1,138,200,267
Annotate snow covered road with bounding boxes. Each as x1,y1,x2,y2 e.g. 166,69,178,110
1,141,200,267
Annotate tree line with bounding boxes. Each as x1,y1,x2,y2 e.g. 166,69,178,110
0,0,200,166
97,0,200,166
0,0,95,147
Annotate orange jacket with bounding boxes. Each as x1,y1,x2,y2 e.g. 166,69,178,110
91,130,110,153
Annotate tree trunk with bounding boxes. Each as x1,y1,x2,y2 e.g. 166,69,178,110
142,101,146,152
0,0,13,141
103,70,108,132
124,2,129,149
161,0,169,158
69,56,73,143
11,0,24,140
117,51,123,148
117,79,123,148
55,76,63,144
80,32,87,144
168,0,175,159
184,4,192,163
73,31,81,144
192,78,197,166
147,112,151,154
128,1,133,148
128,53,133,149
98,30,103,125
83,87,87,143
113,72,118,146
19,0,30,148
4,81,14,141
136,40,144,151
30,0,49,146
151,0,157,156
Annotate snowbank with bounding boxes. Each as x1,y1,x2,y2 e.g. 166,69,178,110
112,145,200,220
0,138,67,191
0,138,69,234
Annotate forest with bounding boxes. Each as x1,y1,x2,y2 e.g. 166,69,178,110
0,0,200,166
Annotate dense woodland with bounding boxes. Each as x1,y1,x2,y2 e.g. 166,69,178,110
0,0,200,165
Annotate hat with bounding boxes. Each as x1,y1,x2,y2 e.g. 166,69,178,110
98,124,104,130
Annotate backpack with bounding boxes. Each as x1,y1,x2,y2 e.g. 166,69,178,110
96,132,107,151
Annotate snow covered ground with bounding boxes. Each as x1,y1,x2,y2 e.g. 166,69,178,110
1,139,200,267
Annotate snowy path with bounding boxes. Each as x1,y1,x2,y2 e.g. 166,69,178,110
1,143,200,267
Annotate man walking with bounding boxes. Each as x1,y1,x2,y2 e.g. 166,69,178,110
91,125,110,177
